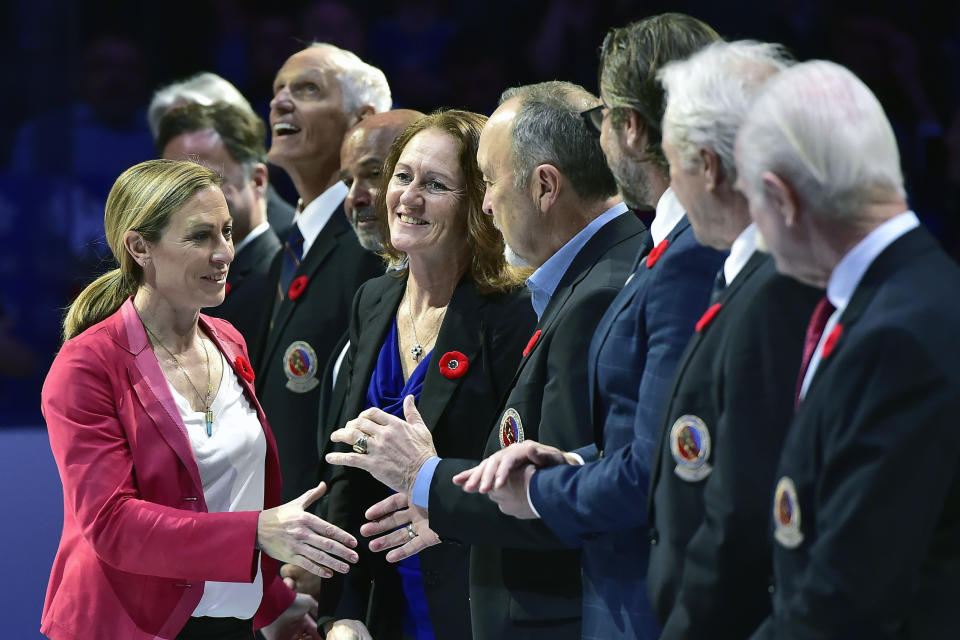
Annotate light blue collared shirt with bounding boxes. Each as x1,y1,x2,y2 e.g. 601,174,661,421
526,202,629,320
411,202,630,509
799,211,919,400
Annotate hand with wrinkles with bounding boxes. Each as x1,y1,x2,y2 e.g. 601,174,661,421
453,440,577,519
361,493,440,562
257,482,359,578
326,395,437,496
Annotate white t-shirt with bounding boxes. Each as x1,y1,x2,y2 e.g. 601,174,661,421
166,352,266,619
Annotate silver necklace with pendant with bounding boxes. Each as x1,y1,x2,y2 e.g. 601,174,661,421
407,296,447,361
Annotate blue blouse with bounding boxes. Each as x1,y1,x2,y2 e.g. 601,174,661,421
364,318,436,640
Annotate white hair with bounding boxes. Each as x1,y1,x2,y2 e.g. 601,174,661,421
660,40,792,182
308,43,391,114
147,72,255,140
735,60,905,220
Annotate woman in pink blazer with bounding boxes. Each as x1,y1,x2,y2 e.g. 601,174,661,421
40,159,358,640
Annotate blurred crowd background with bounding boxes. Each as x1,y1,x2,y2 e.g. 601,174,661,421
2,0,959,425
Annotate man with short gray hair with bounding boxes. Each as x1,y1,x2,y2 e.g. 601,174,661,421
646,40,821,639
259,43,387,505
736,60,960,639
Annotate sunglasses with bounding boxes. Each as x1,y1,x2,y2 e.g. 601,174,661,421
581,104,607,137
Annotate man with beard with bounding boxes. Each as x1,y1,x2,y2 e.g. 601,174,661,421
453,14,725,639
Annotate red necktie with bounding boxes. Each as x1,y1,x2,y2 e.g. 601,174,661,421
795,296,835,407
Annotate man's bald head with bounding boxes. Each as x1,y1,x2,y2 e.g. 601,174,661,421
340,108,424,250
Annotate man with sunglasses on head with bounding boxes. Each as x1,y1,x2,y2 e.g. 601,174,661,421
455,13,725,639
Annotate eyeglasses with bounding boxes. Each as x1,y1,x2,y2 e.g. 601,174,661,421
581,104,607,137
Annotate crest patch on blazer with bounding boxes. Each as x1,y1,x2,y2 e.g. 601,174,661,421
773,476,804,549
498,408,524,448
669,414,713,481
283,340,320,393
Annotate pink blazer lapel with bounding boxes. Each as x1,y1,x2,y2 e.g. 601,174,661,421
119,299,205,496
200,314,283,491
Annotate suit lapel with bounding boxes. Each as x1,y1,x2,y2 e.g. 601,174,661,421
343,276,406,421
803,226,934,402
263,208,350,362
647,245,763,503
508,213,645,391
417,278,487,430
118,300,205,495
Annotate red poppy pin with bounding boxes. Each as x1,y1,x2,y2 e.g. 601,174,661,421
235,355,255,383
224,282,232,296
288,275,308,300
439,351,469,379
523,330,542,357
821,324,843,359
695,303,723,332
646,238,669,268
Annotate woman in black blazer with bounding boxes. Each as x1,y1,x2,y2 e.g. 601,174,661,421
318,110,535,640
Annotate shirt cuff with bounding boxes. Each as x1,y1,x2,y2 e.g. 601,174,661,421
525,470,542,519
565,451,586,466
411,456,441,509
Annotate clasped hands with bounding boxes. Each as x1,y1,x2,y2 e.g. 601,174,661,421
453,440,578,519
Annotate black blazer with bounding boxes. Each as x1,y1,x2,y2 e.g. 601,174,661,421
427,212,649,640
256,206,383,503
647,251,821,638
202,227,282,371
321,272,535,640
752,226,960,639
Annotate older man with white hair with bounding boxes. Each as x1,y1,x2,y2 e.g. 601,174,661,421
258,43,389,506
645,41,822,639
735,60,960,639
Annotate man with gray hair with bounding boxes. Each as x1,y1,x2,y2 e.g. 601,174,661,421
258,43,388,505
148,71,295,234
325,80,647,639
644,41,821,639
735,60,960,638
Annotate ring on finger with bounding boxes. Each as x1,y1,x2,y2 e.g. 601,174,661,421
353,434,369,454
407,523,418,539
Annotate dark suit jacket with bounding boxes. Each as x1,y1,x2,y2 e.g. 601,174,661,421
202,227,281,371
256,205,383,503
321,273,535,640
527,216,725,640
751,226,960,639
647,251,822,639
427,212,649,640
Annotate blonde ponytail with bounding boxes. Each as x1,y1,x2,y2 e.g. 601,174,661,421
60,159,222,342
62,268,138,341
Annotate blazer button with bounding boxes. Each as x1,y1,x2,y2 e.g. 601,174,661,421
649,527,659,545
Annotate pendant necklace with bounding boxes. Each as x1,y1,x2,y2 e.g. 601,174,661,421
407,296,447,362
144,324,214,436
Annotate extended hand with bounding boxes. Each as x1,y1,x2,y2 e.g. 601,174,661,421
261,592,320,640
360,493,440,562
326,395,437,495
280,563,323,598
452,440,568,492
258,483,358,578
